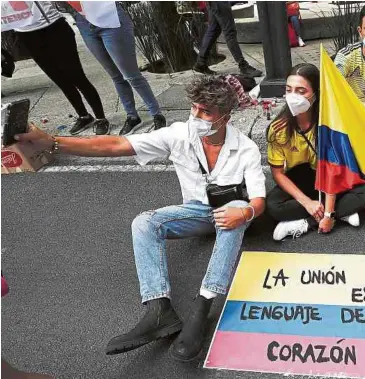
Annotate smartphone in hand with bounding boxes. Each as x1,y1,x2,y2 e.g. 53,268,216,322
2,99,30,146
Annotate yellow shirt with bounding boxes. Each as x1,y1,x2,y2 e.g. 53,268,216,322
334,42,365,102
267,119,317,171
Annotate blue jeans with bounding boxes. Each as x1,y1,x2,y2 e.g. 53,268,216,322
75,6,161,118
131,200,251,303
289,16,301,37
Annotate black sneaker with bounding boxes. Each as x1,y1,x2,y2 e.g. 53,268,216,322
119,116,142,136
153,114,166,130
239,61,263,78
69,114,94,135
93,118,111,135
193,63,216,75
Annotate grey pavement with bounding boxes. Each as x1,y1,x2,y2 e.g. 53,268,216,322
2,172,364,379
1,14,336,169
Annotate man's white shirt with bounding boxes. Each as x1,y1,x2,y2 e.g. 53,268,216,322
126,121,266,205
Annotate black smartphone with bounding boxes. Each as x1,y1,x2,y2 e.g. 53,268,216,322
2,98,30,146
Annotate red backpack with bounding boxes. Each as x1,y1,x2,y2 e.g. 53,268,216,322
288,22,298,48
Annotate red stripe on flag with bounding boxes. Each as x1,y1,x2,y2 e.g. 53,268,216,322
315,160,365,194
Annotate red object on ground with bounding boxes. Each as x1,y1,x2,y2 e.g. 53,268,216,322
1,276,9,297
67,1,82,12
288,22,299,47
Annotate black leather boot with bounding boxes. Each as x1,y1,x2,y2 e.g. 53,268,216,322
169,295,213,362
106,298,182,355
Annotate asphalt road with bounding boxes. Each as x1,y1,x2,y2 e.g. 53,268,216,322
2,172,364,379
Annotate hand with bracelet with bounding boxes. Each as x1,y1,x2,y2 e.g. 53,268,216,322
318,193,336,234
213,205,255,230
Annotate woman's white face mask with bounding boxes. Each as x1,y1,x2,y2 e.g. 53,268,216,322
188,113,228,137
285,93,316,117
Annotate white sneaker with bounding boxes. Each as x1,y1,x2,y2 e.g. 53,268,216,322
341,213,360,227
298,37,306,47
273,219,309,241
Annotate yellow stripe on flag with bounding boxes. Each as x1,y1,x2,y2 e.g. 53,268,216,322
227,251,364,306
319,45,365,173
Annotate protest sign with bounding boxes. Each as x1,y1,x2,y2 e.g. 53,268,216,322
205,251,365,378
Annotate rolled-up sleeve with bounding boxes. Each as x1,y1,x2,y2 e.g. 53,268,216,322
125,128,172,165
244,144,266,199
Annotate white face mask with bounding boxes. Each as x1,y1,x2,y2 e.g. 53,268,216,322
286,93,315,117
363,36,365,46
188,113,228,137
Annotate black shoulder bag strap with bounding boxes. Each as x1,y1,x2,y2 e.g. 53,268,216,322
297,127,317,156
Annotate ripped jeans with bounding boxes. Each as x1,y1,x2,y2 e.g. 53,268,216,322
131,200,251,303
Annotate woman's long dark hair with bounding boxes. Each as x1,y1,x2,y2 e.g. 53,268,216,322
267,63,320,145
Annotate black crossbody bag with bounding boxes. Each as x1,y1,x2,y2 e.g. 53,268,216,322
197,157,245,208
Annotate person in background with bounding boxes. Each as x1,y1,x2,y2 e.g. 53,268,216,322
266,63,365,240
193,1,263,78
15,75,266,363
13,1,110,135
67,1,166,136
286,1,305,47
334,6,365,102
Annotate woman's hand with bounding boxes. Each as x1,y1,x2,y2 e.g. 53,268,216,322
303,199,324,222
213,207,246,230
318,217,335,234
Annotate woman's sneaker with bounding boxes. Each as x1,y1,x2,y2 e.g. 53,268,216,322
153,114,166,130
341,213,360,227
298,37,306,47
119,116,142,136
273,219,309,241
69,114,94,135
93,118,111,135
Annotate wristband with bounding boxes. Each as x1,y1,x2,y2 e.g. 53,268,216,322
242,205,255,222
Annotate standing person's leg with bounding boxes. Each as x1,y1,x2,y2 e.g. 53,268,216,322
170,200,252,362
289,15,305,47
105,202,215,355
17,19,106,135
44,19,110,135
194,5,222,74
267,163,319,240
75,14,140,135
335,184,365,226
101,6,166,132
210,1,262,77
16,24,90,120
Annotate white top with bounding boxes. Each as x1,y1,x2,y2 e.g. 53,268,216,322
126,122,266,205
13,1,62,32
79,1,121,28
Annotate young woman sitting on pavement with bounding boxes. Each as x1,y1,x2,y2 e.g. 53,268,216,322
266,63,365,241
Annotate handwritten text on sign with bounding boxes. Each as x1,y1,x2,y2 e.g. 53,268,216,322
204,252,365,378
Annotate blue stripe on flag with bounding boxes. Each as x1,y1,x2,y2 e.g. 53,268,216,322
318,125,362,175
218,301,365,339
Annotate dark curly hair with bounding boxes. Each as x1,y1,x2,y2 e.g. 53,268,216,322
185,75,239,114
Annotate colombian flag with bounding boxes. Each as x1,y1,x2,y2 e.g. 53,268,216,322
315,45,365,194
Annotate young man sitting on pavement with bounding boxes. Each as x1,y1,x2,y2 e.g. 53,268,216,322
15,76,266,362
334,6,365,103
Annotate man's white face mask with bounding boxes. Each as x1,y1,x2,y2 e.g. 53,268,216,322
188,114,216,137
285,93,316,117
188,113,229,137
